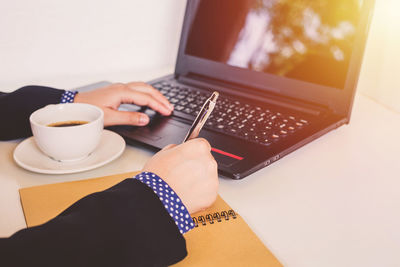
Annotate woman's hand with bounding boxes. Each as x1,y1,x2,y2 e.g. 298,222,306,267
142,138,219,214
74,82,173,126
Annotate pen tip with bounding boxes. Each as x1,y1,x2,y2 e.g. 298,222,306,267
211,91,219,102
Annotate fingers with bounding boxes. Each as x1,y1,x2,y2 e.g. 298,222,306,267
126,82,174,112
120,89,173,116
74,82,173,126
185,138,212,152
208,155,218,171
178,138,212,158
103,109,150,126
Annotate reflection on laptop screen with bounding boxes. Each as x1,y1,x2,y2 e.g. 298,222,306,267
186,0,363,89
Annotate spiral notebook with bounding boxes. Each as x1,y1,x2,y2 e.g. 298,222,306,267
19,172,282,267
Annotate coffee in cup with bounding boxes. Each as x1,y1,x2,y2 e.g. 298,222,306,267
47,121,89,127
30,103,104,161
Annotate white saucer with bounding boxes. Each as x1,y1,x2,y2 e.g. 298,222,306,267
13,130,126,174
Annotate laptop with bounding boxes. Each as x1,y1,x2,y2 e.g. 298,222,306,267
81,0,375,179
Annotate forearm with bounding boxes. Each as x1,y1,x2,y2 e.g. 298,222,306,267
0,86,65,140
0,179,187,267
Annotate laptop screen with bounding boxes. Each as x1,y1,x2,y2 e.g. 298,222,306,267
185,0,363,90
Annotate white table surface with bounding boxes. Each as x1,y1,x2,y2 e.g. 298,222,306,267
1,70,399,267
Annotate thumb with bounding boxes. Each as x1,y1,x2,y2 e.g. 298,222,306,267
103,108,149,126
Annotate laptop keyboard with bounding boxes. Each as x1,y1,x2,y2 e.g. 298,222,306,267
153,81,310,147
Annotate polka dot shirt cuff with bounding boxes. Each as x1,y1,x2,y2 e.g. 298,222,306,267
134,172,194,235
60,90,78,103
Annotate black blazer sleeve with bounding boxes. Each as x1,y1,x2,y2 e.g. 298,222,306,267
0,179,187,267
0,85,65,140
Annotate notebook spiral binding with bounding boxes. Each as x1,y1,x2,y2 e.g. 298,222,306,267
192,209,237,227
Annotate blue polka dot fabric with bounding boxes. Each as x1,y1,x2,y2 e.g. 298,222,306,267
60,90,78,103
134,172,194,234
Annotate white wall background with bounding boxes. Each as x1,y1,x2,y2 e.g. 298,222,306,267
357,0,400,113
0,0,399,112
0,0,186,90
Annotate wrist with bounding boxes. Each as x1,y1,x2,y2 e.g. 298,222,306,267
60,90,78,103
134,172,194,234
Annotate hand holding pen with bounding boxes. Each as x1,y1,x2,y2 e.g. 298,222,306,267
143,91,220,214
183,91,219,142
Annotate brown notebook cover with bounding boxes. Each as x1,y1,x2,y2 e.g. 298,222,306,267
19,172,282,267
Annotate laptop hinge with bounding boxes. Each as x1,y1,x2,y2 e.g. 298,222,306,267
177,74,328,117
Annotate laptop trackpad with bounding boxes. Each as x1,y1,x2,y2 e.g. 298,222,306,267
211,149,241,167
135,118,187,144
199,131,244,168
115,107,243,168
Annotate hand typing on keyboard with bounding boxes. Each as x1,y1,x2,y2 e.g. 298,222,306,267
76,82,174,126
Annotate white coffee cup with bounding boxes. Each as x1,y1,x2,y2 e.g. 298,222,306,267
30,103,104,162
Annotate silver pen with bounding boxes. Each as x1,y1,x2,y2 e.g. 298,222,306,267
183,91,219,142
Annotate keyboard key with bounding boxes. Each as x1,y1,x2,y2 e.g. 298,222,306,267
238,132,250,138
228,128,238,134
183,108,193,113
175,105,184,111
170,98,179,104
262,139,272,146
271,134,280,140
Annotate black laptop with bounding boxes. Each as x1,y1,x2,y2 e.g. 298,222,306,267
89,0,375,179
